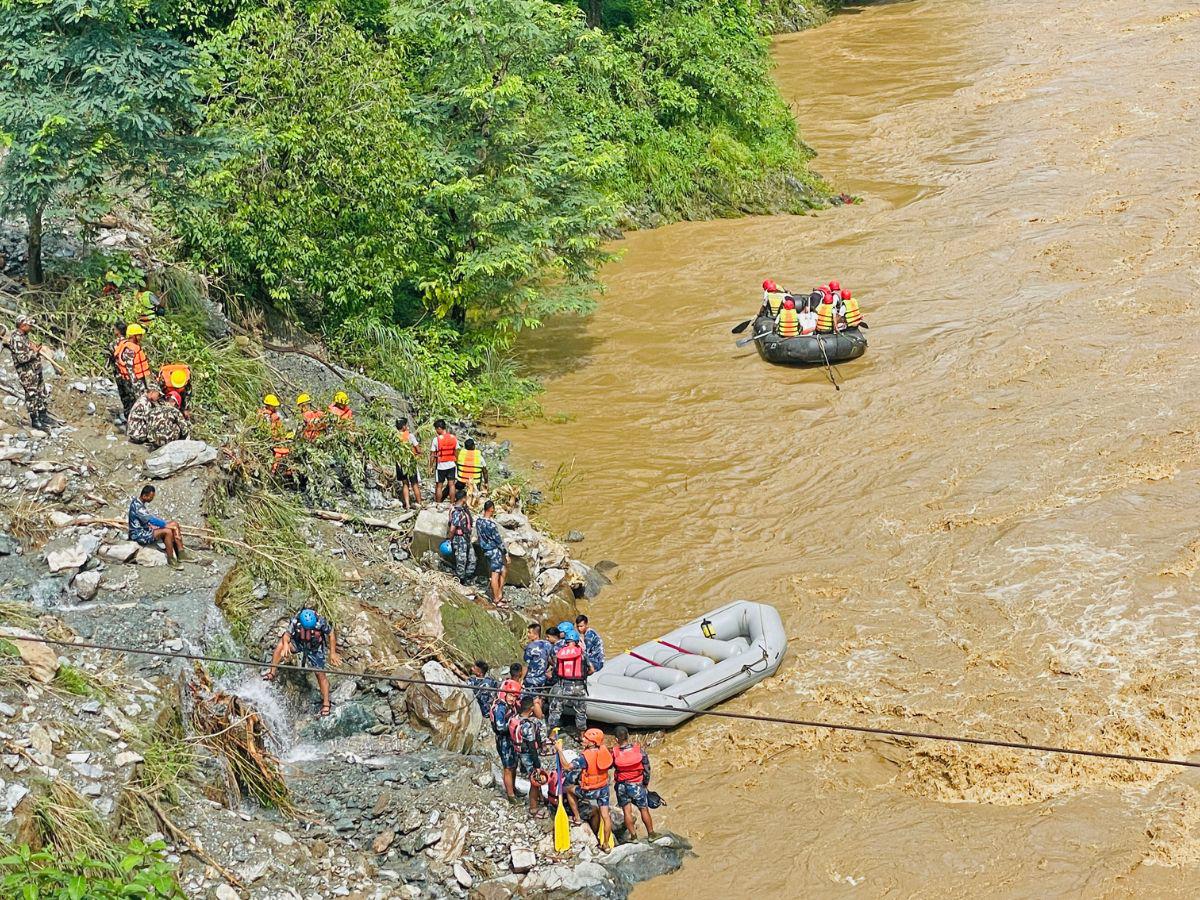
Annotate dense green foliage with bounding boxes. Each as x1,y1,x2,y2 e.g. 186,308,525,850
0,0,211,283
0,840,181,899
6,0,832,419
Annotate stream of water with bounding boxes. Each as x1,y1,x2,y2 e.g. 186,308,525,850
502,0,1200,895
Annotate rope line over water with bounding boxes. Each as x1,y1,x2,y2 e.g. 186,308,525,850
10,633,1200,770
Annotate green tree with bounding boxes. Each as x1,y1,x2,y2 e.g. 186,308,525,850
392,0,623,330
0,0,207,284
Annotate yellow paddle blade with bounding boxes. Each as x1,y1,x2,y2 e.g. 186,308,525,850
554,800,571,852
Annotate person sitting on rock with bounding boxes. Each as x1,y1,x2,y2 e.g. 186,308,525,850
523,623,553,717
126,388,189,449
488,677,519,803
263,608,341,718
612,725,656,840
510,696,553,819
558,728,615,847
468,660,499,719
476,500,508,607
128,484,186,567
575,614,605,674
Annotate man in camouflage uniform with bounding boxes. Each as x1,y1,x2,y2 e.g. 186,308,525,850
126,388,189,448
6,315,52,430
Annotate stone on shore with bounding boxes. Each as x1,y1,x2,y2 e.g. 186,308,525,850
135,546,168,567
100,541,140,563
410,507,449,560
0,628,60,682
71,570,102,601
143,440,218,479
405,660,483,754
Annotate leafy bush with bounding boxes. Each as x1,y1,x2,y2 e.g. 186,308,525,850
0,840,181,899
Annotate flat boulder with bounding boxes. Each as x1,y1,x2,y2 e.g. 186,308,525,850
0,628,60,683
135,546,167,567
45,544,89,574
410,507,449,560
144,440,218,479
100,541,140,563
504,541,535,587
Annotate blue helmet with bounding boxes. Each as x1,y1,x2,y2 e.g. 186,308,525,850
562,625,580,642
557,620,574,636
439,540,453,558
298,609,318,629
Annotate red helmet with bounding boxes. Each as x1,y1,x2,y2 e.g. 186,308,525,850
821,286,833,299
762,279,778,292
829,280,841,291
782,297,795,310
842,288,852,300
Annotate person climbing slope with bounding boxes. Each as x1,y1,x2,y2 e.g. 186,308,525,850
263,608,341,717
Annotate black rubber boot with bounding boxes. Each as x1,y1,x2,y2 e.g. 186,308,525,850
30,412,41,429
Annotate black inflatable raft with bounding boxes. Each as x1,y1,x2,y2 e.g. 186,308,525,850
751,315,867,366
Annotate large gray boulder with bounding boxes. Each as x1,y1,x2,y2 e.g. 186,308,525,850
144,440,218,479
410,507,449,560
405,660,483,754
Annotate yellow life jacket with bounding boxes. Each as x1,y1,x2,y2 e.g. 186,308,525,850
766,293,783,316
816,301,838,333
777,308,800,338
842,296,862,328
457,448,483,484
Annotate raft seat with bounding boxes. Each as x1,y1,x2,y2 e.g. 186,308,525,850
594,673,662,694
676,636,750,662
640,644,714,676
624,663,687,689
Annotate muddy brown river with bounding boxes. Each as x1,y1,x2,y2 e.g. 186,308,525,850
502,1,1200,895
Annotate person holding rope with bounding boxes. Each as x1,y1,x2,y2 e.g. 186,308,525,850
263,608,341,717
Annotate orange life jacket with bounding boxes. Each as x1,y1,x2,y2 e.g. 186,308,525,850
301,408,325,439
260,407,282,426
328,403,353,421
842,295,863,328
398,428,421,458
580,746,613,790
777,308,800,338
554,643,585,681
816,300,838,333
158,363,190,389
613,744,645,784
435,432,458,465
115,339,150,381
457,448,483,484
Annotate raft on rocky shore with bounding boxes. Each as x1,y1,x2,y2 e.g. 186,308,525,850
751,315,867,365
585,601,787,728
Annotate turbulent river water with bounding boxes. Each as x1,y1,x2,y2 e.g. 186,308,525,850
502,0,1200,895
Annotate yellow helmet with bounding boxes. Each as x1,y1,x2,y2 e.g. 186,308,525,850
125,323,145,337
263,394,280,407
169,369,189,389
333,391,349,405
296,393,312,405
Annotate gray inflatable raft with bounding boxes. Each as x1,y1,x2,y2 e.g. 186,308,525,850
584,600,787,728
752,315,867,365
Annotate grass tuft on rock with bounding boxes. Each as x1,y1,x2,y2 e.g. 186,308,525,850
439,595,524,668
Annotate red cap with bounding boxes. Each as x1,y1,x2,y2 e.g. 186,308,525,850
829,280,841,291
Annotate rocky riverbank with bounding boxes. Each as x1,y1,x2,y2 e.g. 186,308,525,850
0,344,689,897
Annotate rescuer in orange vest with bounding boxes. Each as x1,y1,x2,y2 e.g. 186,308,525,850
558,728,616,848
776,296,801,337
429,418,459,503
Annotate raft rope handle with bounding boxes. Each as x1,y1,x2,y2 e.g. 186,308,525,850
11,633,1200,771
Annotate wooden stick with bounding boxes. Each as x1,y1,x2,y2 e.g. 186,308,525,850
137,790,245,889
306,508,415,532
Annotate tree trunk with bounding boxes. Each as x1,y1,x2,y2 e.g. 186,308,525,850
26,205,44,286
586,0,602,28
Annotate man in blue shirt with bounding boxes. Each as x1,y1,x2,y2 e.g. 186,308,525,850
523,623,552,717
128,485,185,567
467,660,499,719
263,608,340,717
576,615,605,674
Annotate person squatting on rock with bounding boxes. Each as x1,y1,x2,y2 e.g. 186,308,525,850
263,608,341,718
476,500,508,606
448,487,475,585
511,696,554,819
547,621,590,734
612,725,656,840
7,314,55,430
558,727,616,847
126,388,189,448
128,484,186,567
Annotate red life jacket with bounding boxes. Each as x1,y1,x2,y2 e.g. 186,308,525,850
435,432,458,464
580,746,613,790
613,744,645,783
507,715,523,749
555,643,585,681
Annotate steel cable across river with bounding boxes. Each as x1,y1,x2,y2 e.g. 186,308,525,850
500,0,1200,896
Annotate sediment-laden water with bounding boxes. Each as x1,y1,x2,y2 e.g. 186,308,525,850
504,1,1200,895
